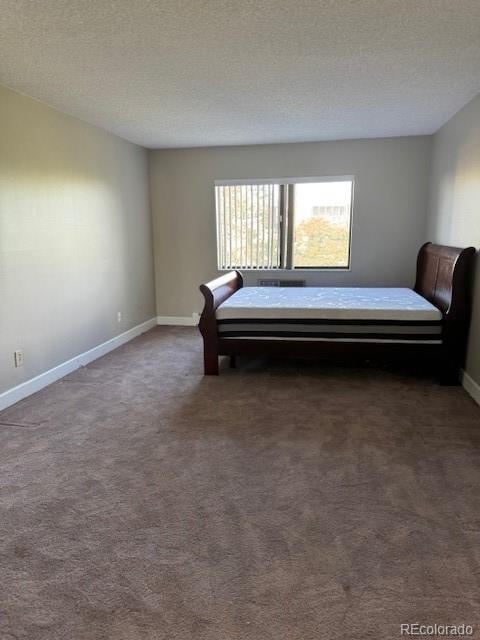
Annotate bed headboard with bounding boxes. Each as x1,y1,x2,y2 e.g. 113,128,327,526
414,242,475,316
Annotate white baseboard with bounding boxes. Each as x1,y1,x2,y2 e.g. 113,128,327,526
0,317,157,413
461,369,480,406
157,316,199,326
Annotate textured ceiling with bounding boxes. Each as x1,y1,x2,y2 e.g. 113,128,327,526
1,1,480,148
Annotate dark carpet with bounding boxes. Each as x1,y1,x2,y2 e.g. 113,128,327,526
1,327,479,639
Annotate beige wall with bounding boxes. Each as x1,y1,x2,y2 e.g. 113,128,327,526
0,86,156,394
427,92,480,385
149,137,432,317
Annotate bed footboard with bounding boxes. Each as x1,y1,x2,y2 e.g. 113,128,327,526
199,271,243,374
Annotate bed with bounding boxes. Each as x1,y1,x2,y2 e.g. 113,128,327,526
199,242,475,382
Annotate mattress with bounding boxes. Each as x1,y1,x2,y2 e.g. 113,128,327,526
216,287,443,343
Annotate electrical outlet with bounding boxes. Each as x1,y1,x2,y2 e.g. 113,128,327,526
14,350,24,368
117,312,122,323
192,312,200,324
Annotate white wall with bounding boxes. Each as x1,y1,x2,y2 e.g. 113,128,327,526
427,92,480,386
0,86,156,395
149,137,432,317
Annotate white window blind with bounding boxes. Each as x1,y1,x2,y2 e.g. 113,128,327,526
215,184,281,269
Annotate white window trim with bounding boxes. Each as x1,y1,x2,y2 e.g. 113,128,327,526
215,177,355,271
215,175,354,187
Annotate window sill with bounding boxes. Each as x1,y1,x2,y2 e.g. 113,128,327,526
219,267,352,273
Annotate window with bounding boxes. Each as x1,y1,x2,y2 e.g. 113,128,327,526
215,178,353,270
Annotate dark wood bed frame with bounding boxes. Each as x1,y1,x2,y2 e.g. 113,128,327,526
199,242,475,383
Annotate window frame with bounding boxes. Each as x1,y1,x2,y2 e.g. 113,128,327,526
214,176,355,272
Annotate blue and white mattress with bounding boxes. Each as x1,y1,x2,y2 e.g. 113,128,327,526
215,287,443,343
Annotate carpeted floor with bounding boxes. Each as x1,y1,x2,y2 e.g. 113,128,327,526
1,326,480,640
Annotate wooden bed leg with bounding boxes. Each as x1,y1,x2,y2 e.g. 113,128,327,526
204,352,219,375
439,370,460,386
438,352,461,386
229,355,236,369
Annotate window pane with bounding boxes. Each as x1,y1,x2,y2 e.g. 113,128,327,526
215,184,281,269
293,181,352,268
